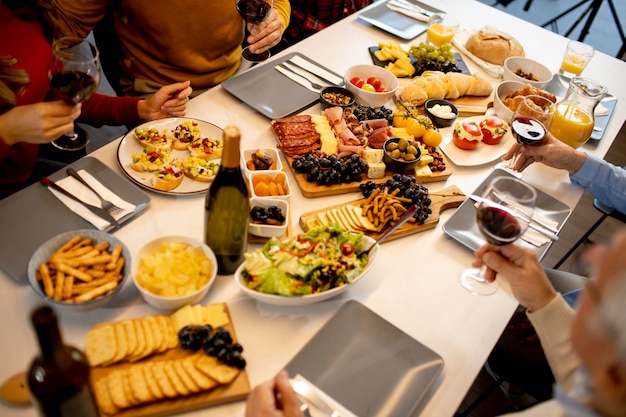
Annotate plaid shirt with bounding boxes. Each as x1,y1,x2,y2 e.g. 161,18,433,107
286,0,372,44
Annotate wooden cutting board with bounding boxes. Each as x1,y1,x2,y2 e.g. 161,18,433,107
90,303,250,417
300,185,466,241
284,151,453,198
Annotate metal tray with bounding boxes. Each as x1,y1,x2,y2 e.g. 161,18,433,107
544,74,617,141
222,52,343,119
285,300,444,417
443,169,571,260
357,0,443,40
0,157,150,281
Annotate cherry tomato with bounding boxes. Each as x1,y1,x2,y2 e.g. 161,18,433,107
341,243,355,256
361,83,376,92
376,87,389,93
366,77,382,90
350,77,364,88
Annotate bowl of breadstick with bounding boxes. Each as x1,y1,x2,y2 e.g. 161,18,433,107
27,230,130,312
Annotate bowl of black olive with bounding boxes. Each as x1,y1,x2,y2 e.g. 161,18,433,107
319,86,355,109
383,137,422,172
249,198,289,238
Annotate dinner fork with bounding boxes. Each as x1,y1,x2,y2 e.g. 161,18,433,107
290,379,342,417
66,167,125,217
278,64,325,90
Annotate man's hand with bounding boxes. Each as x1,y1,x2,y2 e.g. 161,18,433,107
246,9,284,54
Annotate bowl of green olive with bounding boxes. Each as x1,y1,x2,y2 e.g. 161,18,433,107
383,137,422,172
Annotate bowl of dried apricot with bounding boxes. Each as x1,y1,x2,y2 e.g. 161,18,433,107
248,171,292,200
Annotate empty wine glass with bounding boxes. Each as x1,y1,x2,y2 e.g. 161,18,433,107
236,0,274,62
498,95,555,177
48,37,101,150
459,176,537,296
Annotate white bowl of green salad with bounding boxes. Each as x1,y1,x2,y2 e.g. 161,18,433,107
234,224,378,306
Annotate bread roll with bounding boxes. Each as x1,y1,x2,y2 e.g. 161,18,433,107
399,71,493,106
465,26,524,65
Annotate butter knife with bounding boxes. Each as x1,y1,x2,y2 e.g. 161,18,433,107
41,177,120,229
468,194,559,241
275,65,320,92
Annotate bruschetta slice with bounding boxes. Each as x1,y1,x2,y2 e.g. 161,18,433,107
177,157,220,182
134,127,172,151
188,137,223,160
130,146,174,172
171,120,201,151
152,164,184,191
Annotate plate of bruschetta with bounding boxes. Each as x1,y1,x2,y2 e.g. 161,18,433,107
116,117,224,195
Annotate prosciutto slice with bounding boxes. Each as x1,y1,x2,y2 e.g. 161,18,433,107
367,126,392,149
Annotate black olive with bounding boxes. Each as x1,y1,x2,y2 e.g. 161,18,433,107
250,206,269,222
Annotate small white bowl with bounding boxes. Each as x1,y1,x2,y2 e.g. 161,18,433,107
27,230,131,312
344,64,399,108
241,147,283,179
248,170,292,200
249,198,289,238
493,80,526,123
503,57,553,89
132,235,217,310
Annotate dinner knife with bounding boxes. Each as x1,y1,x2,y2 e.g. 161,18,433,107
41,177,120,229
386,4,430,23
289,56,344,86
285,60,341,87
467,194,559,241
274,65,320,93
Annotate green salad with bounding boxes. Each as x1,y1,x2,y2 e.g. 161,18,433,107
241,223,369,296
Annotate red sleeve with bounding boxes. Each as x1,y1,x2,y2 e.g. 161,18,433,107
79,93,141,127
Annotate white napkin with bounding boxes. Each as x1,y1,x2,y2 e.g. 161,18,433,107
521,213,559,247
49,170,137,230
595,102,609,117
453,28,504,79
293,374,358,417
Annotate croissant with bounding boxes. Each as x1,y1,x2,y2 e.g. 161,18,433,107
399,71,493,106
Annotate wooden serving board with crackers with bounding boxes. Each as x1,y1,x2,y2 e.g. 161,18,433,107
87,303,250,417
300,185,466,241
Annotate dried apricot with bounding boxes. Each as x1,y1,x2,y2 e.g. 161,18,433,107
254,181,270,196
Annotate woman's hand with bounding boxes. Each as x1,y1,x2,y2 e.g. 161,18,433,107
502,132,587,174
246,371,304,417
246,9,284,54
138,80,192,121
473,243,557,312
0,101,80,146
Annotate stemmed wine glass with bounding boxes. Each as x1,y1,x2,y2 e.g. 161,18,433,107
459,176,537,296
498,95,555,177
48,36,101,150
236,0,274,62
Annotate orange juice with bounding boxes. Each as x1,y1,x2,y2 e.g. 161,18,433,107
549,104,594,148
560,53,586,76
427,23,456,46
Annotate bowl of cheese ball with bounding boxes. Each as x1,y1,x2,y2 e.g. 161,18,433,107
132,236,217,310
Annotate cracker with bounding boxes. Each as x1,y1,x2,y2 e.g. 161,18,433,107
163,360,190,396
150,361,177,399
142,362,165,400
105,322,128,365
127,364,153,404
194,355,240,384
107,369,132,409
121,320,138,359
128,319,146,362
146,315,165,353
141,319,156,358
93,376,120,416
159,315,179,350
182,356,218,391
173,359,200,394
122,369,139,406
85,324,117,367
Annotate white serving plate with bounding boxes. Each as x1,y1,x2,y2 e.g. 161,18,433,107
234,235,378,306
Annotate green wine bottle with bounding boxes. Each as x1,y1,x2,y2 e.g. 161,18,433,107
28,306,99,417
204,126,249,275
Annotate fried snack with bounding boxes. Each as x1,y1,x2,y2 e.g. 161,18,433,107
502,84,557,112
36,235,125,304
359,187,414,232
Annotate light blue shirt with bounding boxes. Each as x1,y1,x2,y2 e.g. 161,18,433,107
570,154,626,214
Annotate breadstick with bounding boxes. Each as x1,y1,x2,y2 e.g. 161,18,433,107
53,262,93,282
106,245,123,271
62,275,74,299
52,236,82,257
53,271,65,301
73,281,117,303
39,263,55,298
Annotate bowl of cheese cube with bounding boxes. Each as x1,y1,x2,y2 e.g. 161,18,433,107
132,236,217,310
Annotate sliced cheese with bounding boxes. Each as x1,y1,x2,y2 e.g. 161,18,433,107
414,164,432,177
368,162,386,179
320,136,338,156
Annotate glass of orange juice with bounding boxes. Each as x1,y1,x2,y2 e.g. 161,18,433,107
559,41,594,77
426,13,459,46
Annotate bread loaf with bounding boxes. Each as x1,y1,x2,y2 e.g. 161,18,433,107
399,71,493,106
465,26,524,65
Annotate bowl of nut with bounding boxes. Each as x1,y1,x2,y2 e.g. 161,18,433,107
249,198,289,238
132,236,217,310
241,147,282,179
503,57,553,89
319,86,355,109
27,230,131,312
383,137,422,172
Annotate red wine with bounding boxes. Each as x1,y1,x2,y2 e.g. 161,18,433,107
236,0,272,22
477,205,522,245
511,116,546,145
49,71,97,104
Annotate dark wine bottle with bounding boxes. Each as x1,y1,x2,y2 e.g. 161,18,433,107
204,126,250,275
28,306,99,417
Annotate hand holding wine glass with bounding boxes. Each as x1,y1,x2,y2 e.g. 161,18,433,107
502,95,555,176
48,37,101,150
236,0,274,62
459,176,537,296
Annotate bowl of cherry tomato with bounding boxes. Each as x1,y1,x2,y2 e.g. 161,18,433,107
344,64,398,108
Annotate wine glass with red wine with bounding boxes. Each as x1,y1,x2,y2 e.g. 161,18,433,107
459,176,537,296
236,0,274,62
502,95,555,176
48,37,101,150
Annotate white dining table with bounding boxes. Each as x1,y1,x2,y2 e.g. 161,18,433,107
2,1,626,416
